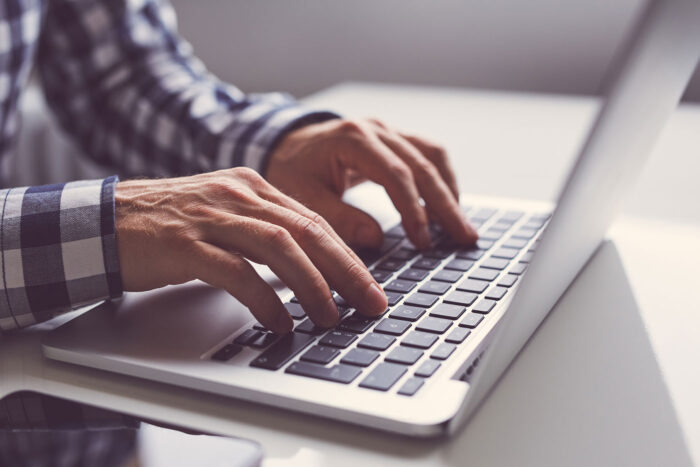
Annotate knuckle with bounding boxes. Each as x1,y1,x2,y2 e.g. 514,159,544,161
294,215,325,245
389,161,413,181
344,260,370,286
263,224,294,247
414,159,439,184
337,119,366,136
231,167,266,187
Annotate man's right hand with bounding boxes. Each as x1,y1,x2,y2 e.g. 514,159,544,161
114,168,388,334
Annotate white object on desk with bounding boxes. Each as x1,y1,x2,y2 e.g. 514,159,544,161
1,84,699,466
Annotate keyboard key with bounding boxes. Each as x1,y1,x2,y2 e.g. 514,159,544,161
376,259,406,272
233,329,261,346
510,263,528,275
359,363,407,391
491,247,519,260
479,229,503,241
320,330,358,348
497,274,519,288
432,269,463,283
249,332,279,348
250,333,316,370
512,228,538,239
476,239,494,250
399,268,430,282
431,343,456,360
430,303,466,319
456,278,488,293
398,377,425,396
415,359,441,378
401,331,439,349
386,346,424,365
286,362,362,384
386,224,406,238
500,210,524,222
371,269,393,283
390,248,417,261
300,345,340,364
485,286,508,301
375,318,411,336
295,319,328,335
405,293,439,308
445,327,471,344
358,333,396,351
390,305,426,321
284,302,307,320
422,247,453,259
503,237,529,249
385,291,403,306
211,344,242,361
384,279,416,294
341,348,380,367
459,313,484,328
469,268,499,282
412,257,442,270
470,208,497,222
456,249,484,261
444,259,474,271
473,299,497,314
419,281,451,295
481,257,509,270
416,317,452,334
489,221,512,232
339,315,378,334
443,291,478,307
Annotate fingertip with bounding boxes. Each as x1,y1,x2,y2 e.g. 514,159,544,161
365,282,388,315
273,311,294,334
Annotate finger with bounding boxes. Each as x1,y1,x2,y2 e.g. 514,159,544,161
203,215,339,328
376,129,478,244
186,241,293,334
335,124,432,248
240,197,388,317
400,133,460,200
268,178,383,249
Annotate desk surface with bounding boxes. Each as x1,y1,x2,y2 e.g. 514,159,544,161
2,83,699,467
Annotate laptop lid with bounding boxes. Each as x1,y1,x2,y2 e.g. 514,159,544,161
450,0,700,433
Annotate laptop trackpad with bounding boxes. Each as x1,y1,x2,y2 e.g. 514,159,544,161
44,282,254,361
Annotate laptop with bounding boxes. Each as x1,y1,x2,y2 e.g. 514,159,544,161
42,0,700,437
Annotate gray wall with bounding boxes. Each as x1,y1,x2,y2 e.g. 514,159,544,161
171,0,700,100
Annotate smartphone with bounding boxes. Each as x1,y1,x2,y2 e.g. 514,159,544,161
0,391,263,467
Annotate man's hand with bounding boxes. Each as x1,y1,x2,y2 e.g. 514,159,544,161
115,169,387,334
266,118,478,250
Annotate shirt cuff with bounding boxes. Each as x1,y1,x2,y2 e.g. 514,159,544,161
0,176,123,332
233,102,340,177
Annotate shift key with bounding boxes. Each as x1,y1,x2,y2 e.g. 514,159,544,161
286,362,362,384
250,332,315,370
359,362,407,391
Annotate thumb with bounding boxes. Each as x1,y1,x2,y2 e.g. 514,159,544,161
307,185,383,249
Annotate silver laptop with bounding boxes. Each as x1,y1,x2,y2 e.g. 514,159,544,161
43,0,700,437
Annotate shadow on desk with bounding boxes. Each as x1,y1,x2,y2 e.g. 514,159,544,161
224,241,691,467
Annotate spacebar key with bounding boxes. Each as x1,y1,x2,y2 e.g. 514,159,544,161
286,362,362,384
250,332,315,370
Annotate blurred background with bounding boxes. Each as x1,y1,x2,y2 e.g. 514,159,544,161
171,0,700,101
12,0,700,187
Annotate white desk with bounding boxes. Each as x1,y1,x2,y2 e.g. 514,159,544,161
1,83,699,466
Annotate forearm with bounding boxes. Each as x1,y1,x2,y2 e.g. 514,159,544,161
0,177,122,332
38,0,338,178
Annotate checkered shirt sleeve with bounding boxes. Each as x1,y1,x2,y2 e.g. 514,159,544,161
37,0,340,178
0,177,121,332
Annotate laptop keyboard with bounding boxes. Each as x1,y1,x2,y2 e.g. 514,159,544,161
211,206,550,397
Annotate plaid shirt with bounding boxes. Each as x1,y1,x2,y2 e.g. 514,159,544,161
0,0,339,332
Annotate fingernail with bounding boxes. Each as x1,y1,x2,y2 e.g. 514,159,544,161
365,283,388,315
354,224,380,247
